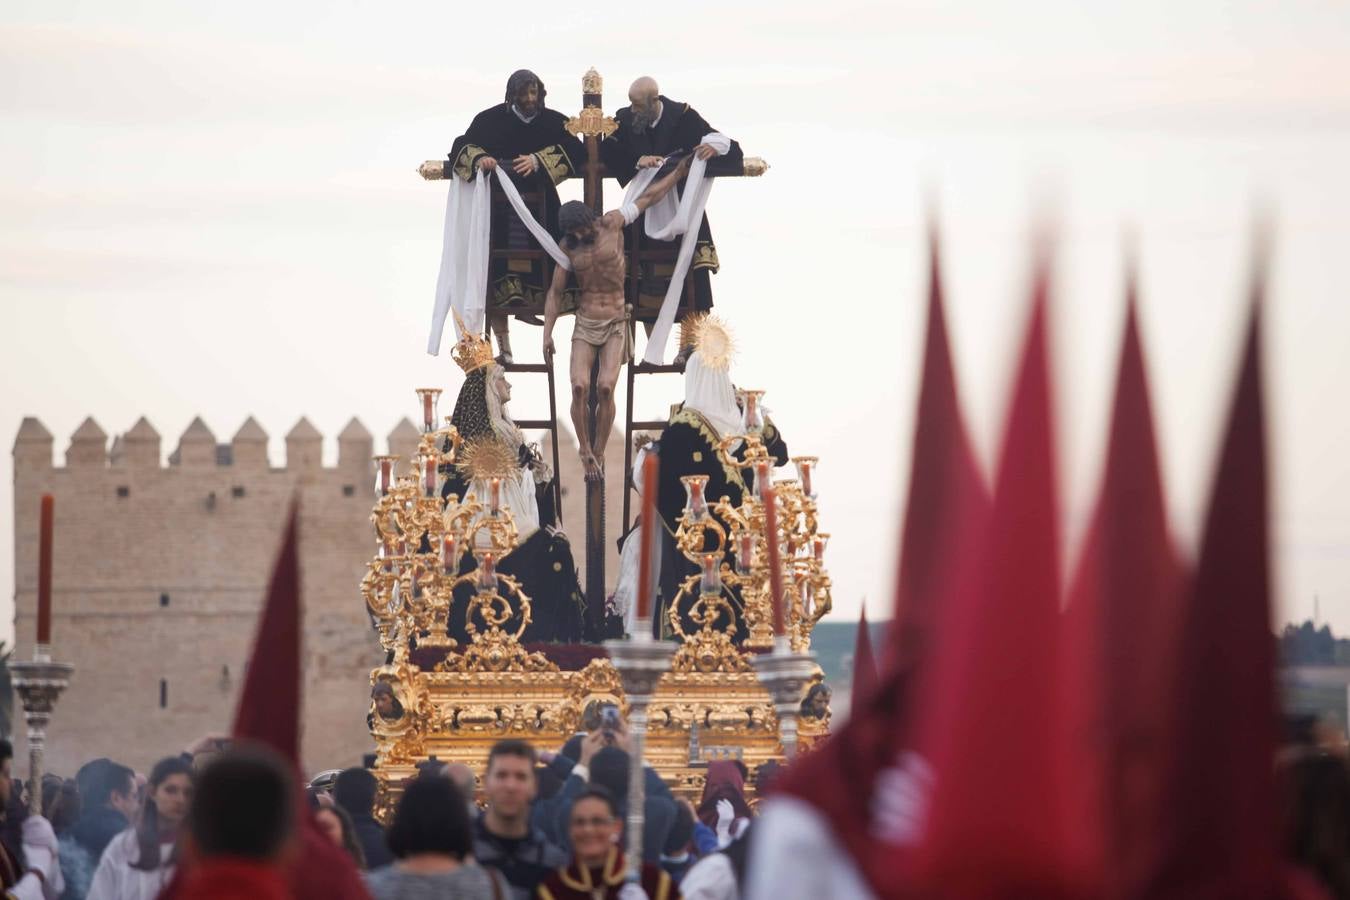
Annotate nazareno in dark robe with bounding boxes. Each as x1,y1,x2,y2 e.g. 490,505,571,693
598,96,743,323
650,405,788,643
449,103,586,316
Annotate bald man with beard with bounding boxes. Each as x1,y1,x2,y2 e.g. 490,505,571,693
599,76,744,363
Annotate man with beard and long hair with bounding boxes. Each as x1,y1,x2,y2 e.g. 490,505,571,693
599,76,743,364
542,155,692,482
449,70,587,363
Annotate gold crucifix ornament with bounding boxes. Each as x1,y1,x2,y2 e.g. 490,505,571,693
566,67,617,138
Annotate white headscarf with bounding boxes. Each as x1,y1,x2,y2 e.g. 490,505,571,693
684,352,743,442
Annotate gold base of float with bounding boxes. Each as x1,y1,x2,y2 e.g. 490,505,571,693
368,639,830,807
364,379,832,810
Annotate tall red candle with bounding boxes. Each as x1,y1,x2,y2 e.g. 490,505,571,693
762,487,785,637
636,452,659,621
37,494,53,646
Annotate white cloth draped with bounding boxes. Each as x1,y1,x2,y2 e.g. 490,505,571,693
429,132,728,361
428,169,490,353
622,132,730,364
427,169,572,356
612,447,660,634
684,352,743,447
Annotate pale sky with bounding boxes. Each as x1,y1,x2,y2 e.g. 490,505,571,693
3,0,1349,648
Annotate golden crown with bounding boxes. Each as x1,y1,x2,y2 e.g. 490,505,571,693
451,312,496,374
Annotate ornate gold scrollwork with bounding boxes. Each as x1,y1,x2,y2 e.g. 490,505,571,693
565,107,618,139
361,380,835,813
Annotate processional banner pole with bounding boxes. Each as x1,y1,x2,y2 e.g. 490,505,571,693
605,452,672,880
9,495,74,814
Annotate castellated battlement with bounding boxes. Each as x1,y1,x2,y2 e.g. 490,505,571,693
8,414,428,776
14,414,428,475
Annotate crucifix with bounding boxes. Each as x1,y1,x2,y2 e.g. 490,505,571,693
418,68,767,629
561,67,618,632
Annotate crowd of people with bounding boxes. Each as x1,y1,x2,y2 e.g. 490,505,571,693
0,709,784,900
4,705,1348,900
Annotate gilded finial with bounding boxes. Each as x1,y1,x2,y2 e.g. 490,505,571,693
582,67,603,95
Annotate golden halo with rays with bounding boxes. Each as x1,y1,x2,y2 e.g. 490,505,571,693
686,314,736,371
456,436,521,481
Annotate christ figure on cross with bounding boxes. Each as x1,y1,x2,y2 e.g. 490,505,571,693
542,155,691,481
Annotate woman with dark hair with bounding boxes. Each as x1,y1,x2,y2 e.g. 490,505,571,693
364,776,507,899
537,786,677,900
87,756,193,900
306,790,367,871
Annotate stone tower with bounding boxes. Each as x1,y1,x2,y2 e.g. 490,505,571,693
8,415,409,776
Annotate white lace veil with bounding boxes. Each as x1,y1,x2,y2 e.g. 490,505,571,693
684,352,743,442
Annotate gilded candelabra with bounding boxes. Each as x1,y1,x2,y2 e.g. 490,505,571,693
667,389,833,655
362,389,536,674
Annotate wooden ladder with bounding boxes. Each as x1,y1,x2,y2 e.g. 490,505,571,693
482,179,564,521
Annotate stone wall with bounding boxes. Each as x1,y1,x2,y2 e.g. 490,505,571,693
11,415,385,776
10,413,628,777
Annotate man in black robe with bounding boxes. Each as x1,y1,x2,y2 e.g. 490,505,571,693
449,70,586,362
599,76,743,363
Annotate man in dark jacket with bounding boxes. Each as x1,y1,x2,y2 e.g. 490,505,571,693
59,757,138,900
474,740,567,900
332,767,393,869
550,730,676,865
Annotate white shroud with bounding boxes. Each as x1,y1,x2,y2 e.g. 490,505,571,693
427,169,572,355
621,132,730,365
428,135,728,362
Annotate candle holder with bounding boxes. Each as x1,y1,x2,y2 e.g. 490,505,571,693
712,421,833,652
792,456,818,500
700,554,722,594
682,475,709,523
374,455,398,497
735,532,756,576
753,459,771,501
421,456,439,498
604,626,675,881
740,389,765,436
8,652,74,814
441,535,461,575
414,388,442,434
750,636,818,760
476,551,498,594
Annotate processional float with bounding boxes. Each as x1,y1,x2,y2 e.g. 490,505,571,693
365,73,829,856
